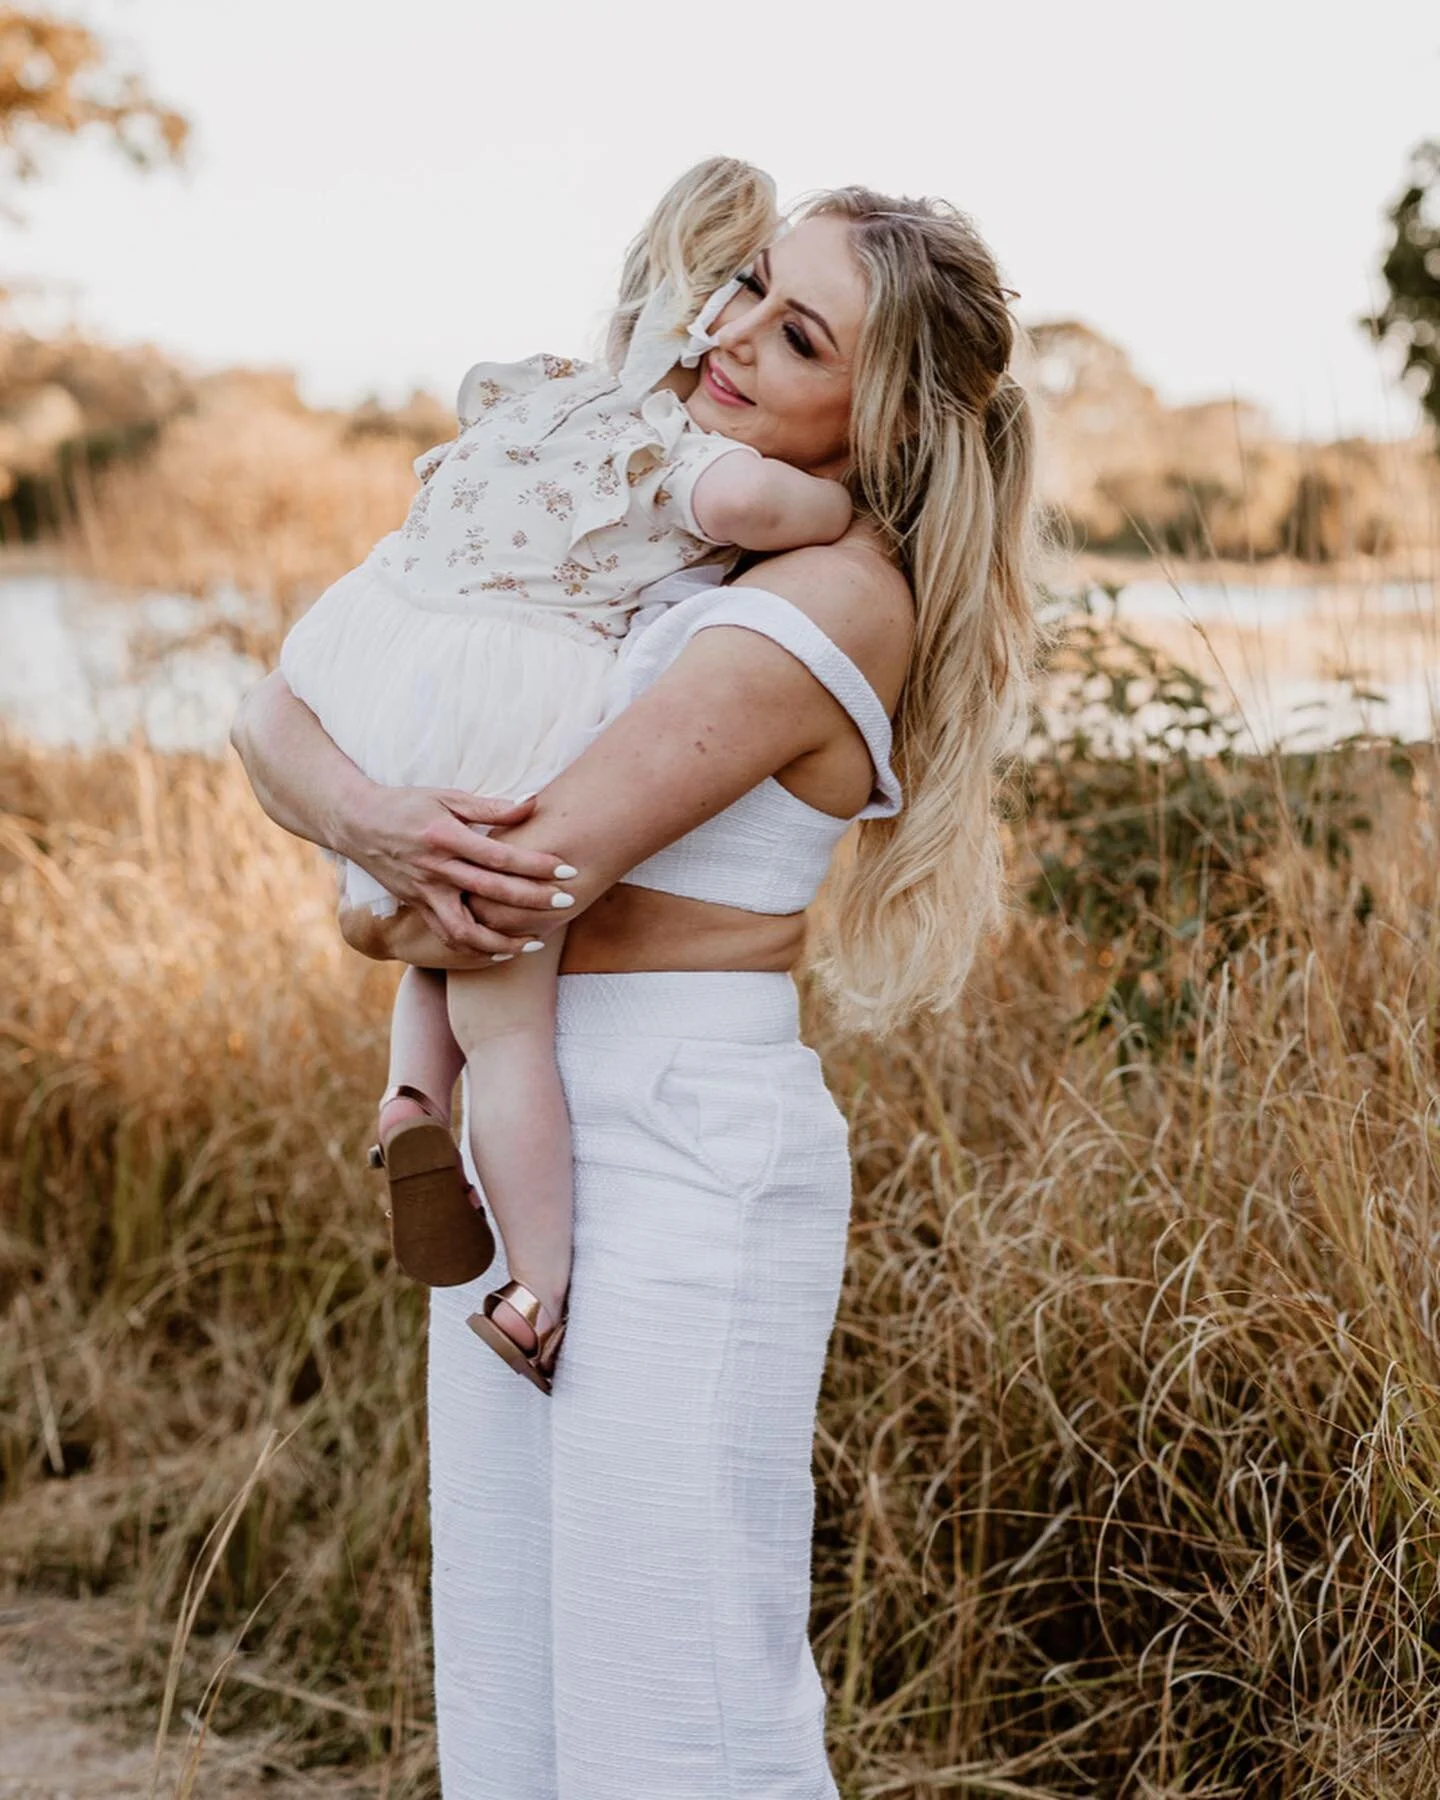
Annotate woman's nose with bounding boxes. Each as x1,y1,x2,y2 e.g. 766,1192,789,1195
712,317,756,363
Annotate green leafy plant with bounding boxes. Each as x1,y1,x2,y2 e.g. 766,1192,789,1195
1364,137,1440,445
1020,586,1394,1052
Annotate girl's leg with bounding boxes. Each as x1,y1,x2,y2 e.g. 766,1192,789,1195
378,964,464,1139
446,939,571,1354
376,963,495,1288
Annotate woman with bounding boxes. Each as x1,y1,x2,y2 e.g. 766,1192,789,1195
232,184,1042,1799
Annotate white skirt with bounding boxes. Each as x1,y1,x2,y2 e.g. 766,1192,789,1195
279,555,617,912
428,972,851,1799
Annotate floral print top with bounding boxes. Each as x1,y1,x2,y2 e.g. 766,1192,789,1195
371,295,757,645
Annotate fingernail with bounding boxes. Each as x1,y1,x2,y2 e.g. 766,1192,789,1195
550,892,575,909
553,864,578,880
522,940,545,953
490,953,514,963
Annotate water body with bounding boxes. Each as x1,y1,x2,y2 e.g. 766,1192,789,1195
1040,575,1439,755
0,570,265,754
0,568,1435,759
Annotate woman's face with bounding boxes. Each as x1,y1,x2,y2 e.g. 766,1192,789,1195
685,214,866,480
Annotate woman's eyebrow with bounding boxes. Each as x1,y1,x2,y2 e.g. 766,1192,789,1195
758,247,840,354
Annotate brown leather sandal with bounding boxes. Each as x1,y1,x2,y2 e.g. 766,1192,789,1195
367,1084,496,1287
467,1280,568,1394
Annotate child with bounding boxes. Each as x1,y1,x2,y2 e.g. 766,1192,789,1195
276,159,852,1392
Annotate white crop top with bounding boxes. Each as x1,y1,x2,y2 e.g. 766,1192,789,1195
606,567,903,915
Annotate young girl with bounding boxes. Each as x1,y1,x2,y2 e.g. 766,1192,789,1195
276,159,853,1392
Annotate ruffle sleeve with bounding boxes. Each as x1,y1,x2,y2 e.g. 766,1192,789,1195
562,386,689,565
562,386,758,565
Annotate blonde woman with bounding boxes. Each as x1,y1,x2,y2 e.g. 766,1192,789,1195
232,182,1042,1800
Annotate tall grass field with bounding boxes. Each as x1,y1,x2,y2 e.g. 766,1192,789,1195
3,581,1440,1796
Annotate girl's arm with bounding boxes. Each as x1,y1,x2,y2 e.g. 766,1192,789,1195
691,450,852,552
229,671,577,957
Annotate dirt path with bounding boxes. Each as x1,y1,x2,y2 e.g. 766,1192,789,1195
0,1601,380,1799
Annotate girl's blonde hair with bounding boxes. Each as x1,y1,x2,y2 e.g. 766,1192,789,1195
605,157,779,369
799,188,1050,1035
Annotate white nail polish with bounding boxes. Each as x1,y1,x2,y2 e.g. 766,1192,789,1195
553,864,578,880
550,892,575,909
490,953,514,963
522,940,545,953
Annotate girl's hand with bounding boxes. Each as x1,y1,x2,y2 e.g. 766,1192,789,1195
340,900,501,969
344,785,577,957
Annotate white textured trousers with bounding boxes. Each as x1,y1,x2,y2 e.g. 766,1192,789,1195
427,972,852,1800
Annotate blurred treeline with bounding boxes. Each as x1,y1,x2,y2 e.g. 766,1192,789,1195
0,11,1437,591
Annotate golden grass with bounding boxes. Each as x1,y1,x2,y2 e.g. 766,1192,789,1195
62,370,423,623
3,714,1440,1795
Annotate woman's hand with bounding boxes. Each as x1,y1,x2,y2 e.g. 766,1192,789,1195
343,783,571,956
231,672,575,958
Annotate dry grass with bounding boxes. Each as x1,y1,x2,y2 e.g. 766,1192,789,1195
4,295,1439,1794
3,693,1440,1794
61,369,428,625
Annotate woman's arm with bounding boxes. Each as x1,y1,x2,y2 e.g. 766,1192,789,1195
457,537,914,946
229,672,577,956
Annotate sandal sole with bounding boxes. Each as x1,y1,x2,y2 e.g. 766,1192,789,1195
383,1119,495,1287
467,1311,556,1394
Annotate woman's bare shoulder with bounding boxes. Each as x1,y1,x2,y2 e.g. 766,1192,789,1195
728,526,915,712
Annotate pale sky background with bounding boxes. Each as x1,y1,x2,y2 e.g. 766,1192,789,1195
4,0,1438,441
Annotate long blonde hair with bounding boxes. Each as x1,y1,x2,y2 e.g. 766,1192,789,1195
604,173,1046,1036
801,188,1049,1035
605,157,779,368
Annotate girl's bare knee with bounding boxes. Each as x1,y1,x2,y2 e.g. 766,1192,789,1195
446,942,561,1049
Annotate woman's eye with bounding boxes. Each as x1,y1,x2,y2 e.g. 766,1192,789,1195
783,323,816,359
737,270,765,296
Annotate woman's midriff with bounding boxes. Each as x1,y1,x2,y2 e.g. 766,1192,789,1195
337,884,805,973
560,883,806,975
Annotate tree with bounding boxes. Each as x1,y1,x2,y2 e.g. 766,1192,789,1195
1364,139,1440,446
0,11,189,518
0,8,187,200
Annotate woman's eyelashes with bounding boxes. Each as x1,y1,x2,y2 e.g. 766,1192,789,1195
734,270,817,360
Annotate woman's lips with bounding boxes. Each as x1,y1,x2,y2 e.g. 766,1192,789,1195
702,358,752,406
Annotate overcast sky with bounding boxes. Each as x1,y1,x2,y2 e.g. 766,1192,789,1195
4,0,1437,441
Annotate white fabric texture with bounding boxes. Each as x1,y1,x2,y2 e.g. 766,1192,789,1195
277,290,755,913
607,566,903,913
429,971,851,1800
280,559,620,913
